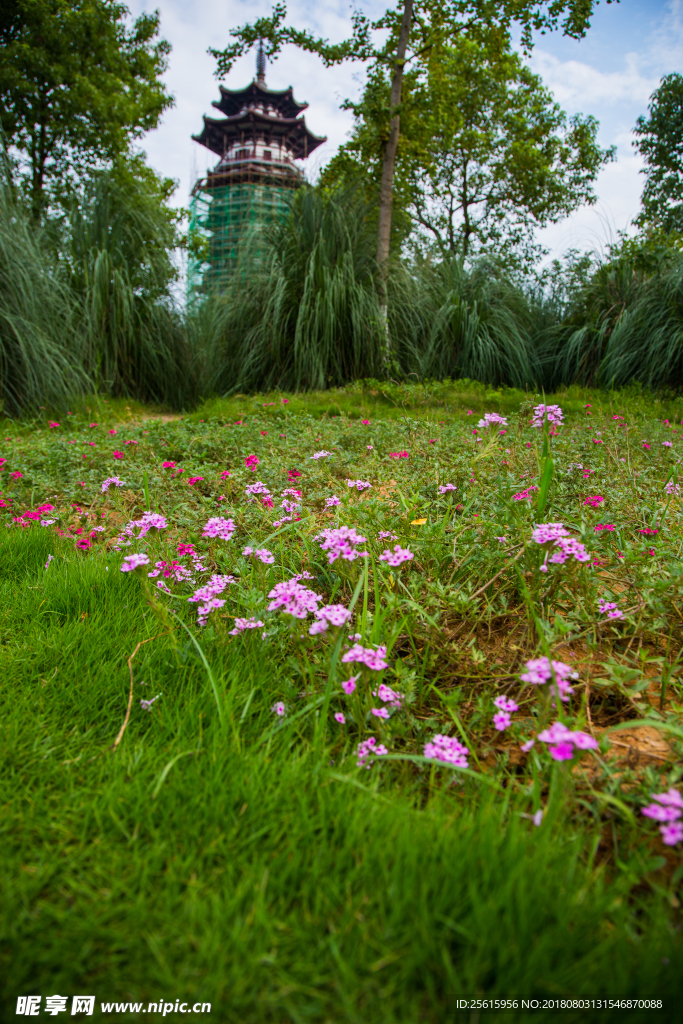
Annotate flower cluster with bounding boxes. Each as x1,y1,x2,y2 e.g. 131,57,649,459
325,495,341,508
378,544,414,567
267,579,322,619
372,682,403,709
342,644,388,671
641,789,683,846
243,546,275,564
583,495,605,507
389,451,409,459
229,617,265,636
314,525,369,564
438,483,456,494
245,480,271,497
535,721,598,761
594,524,615,532
520,657,578,703
101,476,125,493
115,511,167,548
531,404,564,428
244,454,259,471
512,485,538,502
598,598,623,620
120,553,150,573
477,413,508,430
492,695,519,731
346,479,372,491
188,574,235,626
203,517,236,541
308,603,352,635
423,735,469,768
311,450,333,460
356,736,388,769
531,523,589,568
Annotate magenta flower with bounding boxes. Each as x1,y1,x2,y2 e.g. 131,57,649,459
520,657,578,703
438,483,456,494
536,721,598,760
245,481,271,497
334,712,346,724
583,495,604,507
315,525,369,565
220,470,232,480
493,696,519,713
531,404,564,428
325,495,341,508
311,450,333,460
188,477,204,486
271,701,286,717
267,579,322,619
9,471,22,480
112,451,124,460
243,546,275,564
345,478,372,490
493,711,512,731
520,739,535,752
229,617,265,636
477,412,507,430
341,676,359,695
89,422,98,428
660,823,683,845
120,553,150,572
372,683,403,708
244,454,260,471
378,544,414,567
342,644,388,671
371,707,390,719
356,736,388,769
423,735,469,768
48,421,59,428
162,461,176,469
309,603,352,635
361,419,370,425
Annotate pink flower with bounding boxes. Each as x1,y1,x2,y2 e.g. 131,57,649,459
229,617,265,636
342,644,388,671
372,683,403,708
520,739,535,752
188,477,204,485
309,603,352,634
101,476,125,492
531,404,564,429
549,741,574,761
243,546,275,564
89,422,98,428
244,454,259,471
267,579,322,619
334,712,346,724
660,823,683,845
75,537,92,550
162,461,176,469
494,696,518,713
120,553,150,572
438,483,456,493
113,451,124,460
594,523,615,532
10,471,22,480
124,439,138,446
583,495,604,507
325,495,341,508
379,543,414,567
48,421,59,429
493,711,512,731
315,526,369,564
423,735,469,767
271,701,286,717
220,470,232,480
371,707,390,719
108,429,117,436
520,658,578,703
341,676,359,695
203,517,236,541
361,419,370,425
345,479,372,490
642,442,651,450
356,736,388,768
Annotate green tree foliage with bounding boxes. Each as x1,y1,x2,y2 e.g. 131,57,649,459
0,0,172,219
634,72,683,233
211,0,608,315
324,37,614,272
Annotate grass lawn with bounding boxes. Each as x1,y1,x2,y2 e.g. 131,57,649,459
2,381,683,1022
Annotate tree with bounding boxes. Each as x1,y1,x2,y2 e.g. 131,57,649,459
211,0,610,327
0,0,173,220
634,73,683,234
325,36,614,273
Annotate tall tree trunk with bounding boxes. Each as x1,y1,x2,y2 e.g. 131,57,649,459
376,0,413,358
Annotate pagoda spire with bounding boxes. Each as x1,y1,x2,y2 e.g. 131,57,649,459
256,39,266,85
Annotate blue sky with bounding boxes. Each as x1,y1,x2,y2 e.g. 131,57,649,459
128,0,683,260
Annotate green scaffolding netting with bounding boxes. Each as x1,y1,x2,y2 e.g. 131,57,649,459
188,181,295,301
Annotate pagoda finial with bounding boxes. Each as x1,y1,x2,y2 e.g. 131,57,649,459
256,39,266,85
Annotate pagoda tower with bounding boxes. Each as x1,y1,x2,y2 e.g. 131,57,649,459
188,43,326,298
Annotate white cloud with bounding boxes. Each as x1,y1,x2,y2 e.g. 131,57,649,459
529,50,659,108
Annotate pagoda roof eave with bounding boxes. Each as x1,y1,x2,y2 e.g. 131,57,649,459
214,81,308,118
193,112,326,160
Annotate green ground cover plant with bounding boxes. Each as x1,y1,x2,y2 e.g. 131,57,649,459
2,382,683,1021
